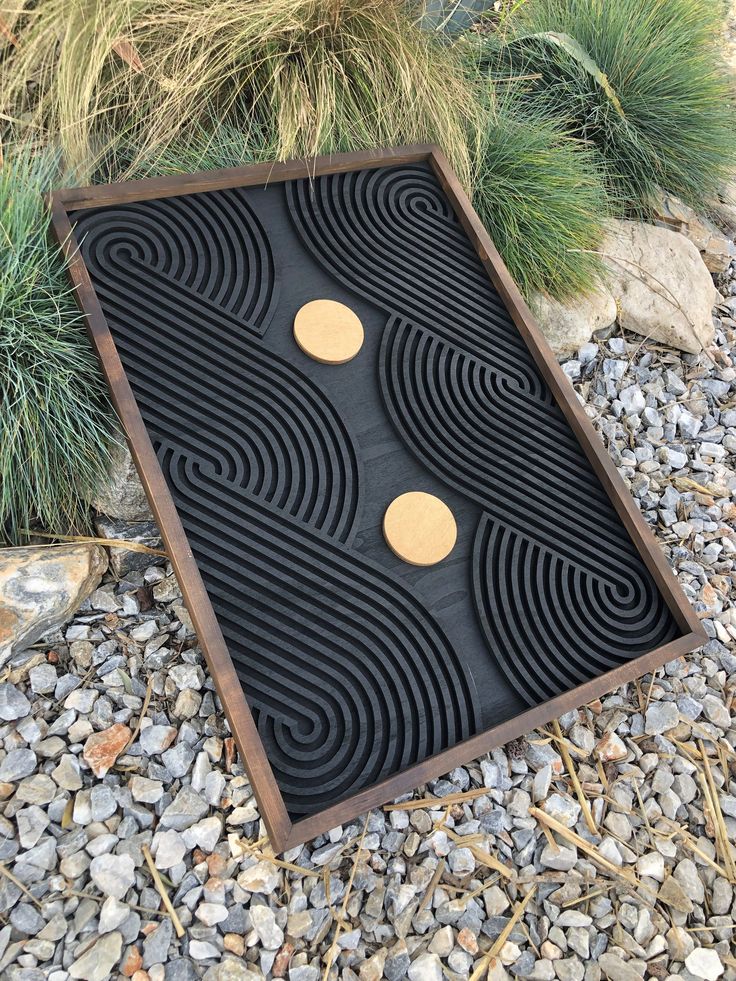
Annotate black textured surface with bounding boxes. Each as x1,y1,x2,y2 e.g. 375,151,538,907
72,162,678,817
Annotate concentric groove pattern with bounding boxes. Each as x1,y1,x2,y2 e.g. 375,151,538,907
287,165,678,705
72,187,481,816
78,189,279,334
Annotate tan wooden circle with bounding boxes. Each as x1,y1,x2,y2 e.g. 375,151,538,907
383,492,457,566
293,299,364,364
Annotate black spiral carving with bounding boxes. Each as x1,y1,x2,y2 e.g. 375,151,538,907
163,453,478,812
72,188,481,816
79,189,278,334
287,165,678,705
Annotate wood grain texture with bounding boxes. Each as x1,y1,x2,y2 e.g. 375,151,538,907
48,146,706,853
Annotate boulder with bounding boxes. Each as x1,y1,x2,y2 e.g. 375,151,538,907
0,544,108,662
601,219,718,354
91,437,153,522
651,191,734,273
529,286,617,357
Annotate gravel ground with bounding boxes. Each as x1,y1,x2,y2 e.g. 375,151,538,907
0,267,735,981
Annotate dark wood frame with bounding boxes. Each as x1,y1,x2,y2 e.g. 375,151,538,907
49,145,706,852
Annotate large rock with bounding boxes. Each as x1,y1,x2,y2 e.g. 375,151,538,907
91,437,153,521
602,219,718,353
530,287,617,357
0,545,108,662
651,192,734,273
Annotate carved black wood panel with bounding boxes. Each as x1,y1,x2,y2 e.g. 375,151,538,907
71,163,678,818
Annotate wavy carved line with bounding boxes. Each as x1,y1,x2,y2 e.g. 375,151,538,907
73,189,484,815
76,187,278,333
379,315,677,703
74,211,360,544
286,167,545,398
472,517,677,705
162,449,480,813
380,318,640,579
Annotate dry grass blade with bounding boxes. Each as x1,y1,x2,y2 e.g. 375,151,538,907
142,844,186,938
676,833,730,878
562,888,604,907
539,726,586,760
0,14,19,47
322,815,369,981
419,857,446,911
125,677,153,751
17,530,167,557
469,885,537,981
0,862,43,908
529,806,653,895
385,787,491,811
3,0,478,185
258,854,317,876
443,826,514,879
553,719,597,834
698,740,736,882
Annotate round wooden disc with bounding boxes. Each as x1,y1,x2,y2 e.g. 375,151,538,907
293,299,364,364
383,492,457,566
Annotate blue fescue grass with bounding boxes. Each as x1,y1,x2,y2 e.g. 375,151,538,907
474,0,736,213
0,147,113,545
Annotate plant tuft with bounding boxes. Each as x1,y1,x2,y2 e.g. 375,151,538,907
474,0,736,212
0,146,113,545
471,94,609,299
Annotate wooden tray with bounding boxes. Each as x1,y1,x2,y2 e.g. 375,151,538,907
50,147,705,851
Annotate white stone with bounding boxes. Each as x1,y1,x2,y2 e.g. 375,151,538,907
645,701,679,735
540,844,577,871
139,725,178,755
685,948,724,981
130,775,164,803
408,952,443,981
540,793,580,828
89,853,136,899
250,904,284,949
448,846,475,876
153,829,186,870
195,902,229,926
0,748,37,782
98,896,130,934
237,860,281,895
182,815,222,853
189,940,221,961
0,683,31,722
428,925,454,957
636,852,665,883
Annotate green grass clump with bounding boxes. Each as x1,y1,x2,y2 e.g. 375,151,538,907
472,96,609,299
475,0,736,211
3,0,478,186
0,147,113,545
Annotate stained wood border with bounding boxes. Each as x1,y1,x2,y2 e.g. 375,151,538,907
49,145,706,852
